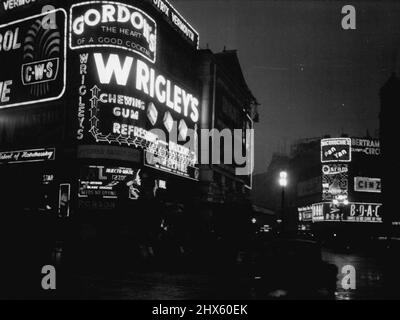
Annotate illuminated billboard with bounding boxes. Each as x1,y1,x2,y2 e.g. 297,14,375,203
0,147,55,164
311,202,382,223
321,138,351,163
0,9,67,109
298,206,313,222
351,138,380,156
322,164,348,201
79,165,142,200
354,177,381,193
74,51,199,180
147,0,199,48
70,1,157,64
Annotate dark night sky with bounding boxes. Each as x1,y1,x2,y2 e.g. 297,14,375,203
173,0,400,174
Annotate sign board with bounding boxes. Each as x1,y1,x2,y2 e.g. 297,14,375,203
0,9,67,109
74,51,200,180
354,177,381,193
146,0,199,48
298,206,313,222
79,165,142,200
351,138,380,156
144,149,199,180
322,164,348,201
0,147,55,164
321,138,351,163
312,202,382,223
347,203,382,223
70,1,157,64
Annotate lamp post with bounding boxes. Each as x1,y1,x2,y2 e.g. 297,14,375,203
279,171,288,229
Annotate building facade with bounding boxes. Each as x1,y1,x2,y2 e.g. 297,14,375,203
0,1,258,261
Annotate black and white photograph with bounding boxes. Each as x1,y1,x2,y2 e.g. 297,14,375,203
0,0,399,305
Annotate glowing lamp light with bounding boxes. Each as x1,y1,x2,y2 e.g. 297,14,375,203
343,199,349,206
279,171,288,187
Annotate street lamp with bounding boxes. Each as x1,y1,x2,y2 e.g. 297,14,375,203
279,171,288,228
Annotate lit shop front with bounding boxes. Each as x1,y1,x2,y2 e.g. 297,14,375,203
0,1,201,242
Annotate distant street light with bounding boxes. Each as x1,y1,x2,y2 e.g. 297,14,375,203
279,171,288,187
279,171,288,229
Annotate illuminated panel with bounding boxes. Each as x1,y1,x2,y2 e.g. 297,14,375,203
0,9,67,109
351,138,380,156
346,202,382,223
70,1,157,64
298,206,313,222
0,0,41,16
0,147,55,164
354,177,381,193
78,165,142,200
311,202,382,223
322,164,348,201
321,138,352,163
75,51,200,180
147,0,199,48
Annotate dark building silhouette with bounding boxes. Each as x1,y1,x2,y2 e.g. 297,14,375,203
380,73,400,233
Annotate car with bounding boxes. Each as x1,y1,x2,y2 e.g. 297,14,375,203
251,238,338,299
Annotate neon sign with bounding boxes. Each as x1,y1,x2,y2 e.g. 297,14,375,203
79,165,141,200
354,177,381,193
0,147,55,164
321,138,352,163
2,0,36,12
0,9,67,109
73,48,200,180
92,53,199,122
322,164,348,201
148,0,199,48
70,1,157,63
311,202,382,223
351,138,380,156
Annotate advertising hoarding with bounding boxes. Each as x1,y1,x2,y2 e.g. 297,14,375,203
146,0,199,48
0,9,67,109
354,177,381,193
70,1,157,63
322,164,348,201
298,206,313,222
311,202,382,223
321,138,352,163
74,50,199,180
79,165,142,200
351,138,380,156
0,147,55,164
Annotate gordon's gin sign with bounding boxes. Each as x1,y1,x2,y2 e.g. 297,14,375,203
70,1,157,63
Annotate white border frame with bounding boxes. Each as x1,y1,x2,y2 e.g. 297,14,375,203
69,1,158,64
321,138,352,163
0,8,67,110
